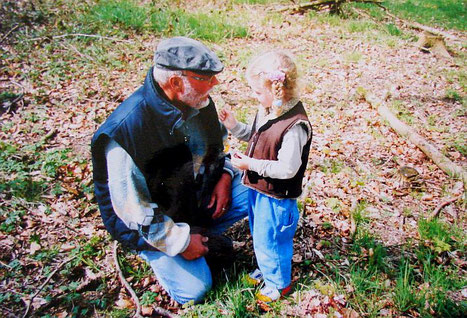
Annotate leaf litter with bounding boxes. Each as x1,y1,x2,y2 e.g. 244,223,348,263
0,1,465,316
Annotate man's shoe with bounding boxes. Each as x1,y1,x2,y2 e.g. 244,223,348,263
204,234,234,274
256,285,292,303
244,268,263,286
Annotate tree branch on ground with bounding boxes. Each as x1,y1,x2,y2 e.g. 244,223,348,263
276,0,383,14
22,256,77,318
113,241,178,318
428,195,463,221
362,89,467,189
113,241,143,318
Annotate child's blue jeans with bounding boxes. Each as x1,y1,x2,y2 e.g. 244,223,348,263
139,171,248,304
248,189,299,290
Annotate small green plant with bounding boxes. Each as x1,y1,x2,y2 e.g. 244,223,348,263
109,308,132,318
385,23,402,36
445,89,462,102
140,291,159,306
393,259,419,312
445,133,467,156
391,100,414,124
347,20,377,33
325,198,342,212
0,208,25,233
418,218,454,253
343,51,363,63
320,159,344,174
351,200,369,232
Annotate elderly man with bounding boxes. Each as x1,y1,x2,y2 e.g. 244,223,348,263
91,37,248,304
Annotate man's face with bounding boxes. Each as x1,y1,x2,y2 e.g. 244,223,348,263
178,71,219,109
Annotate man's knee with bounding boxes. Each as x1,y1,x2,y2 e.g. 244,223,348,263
171,277,212,304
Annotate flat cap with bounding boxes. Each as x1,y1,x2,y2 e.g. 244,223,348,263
154,37,223,75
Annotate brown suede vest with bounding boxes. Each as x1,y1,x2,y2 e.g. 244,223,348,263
243,102,311,199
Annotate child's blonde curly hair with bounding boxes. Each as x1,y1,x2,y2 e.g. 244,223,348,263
246,50,300,103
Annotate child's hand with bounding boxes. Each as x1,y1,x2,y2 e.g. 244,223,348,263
231,152,251,171
218,108,238,130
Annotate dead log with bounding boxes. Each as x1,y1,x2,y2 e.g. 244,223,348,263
276,0,383,14
362,90,467,188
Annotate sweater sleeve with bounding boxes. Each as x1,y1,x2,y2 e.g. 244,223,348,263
230,122,252,142
106,139,190,256
247,123,309,179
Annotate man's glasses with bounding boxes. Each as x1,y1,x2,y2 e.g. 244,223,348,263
181,72,216,84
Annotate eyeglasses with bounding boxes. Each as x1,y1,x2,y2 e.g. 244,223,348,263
181,72,216,84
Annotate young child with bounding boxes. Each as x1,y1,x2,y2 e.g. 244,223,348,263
219,50,312,302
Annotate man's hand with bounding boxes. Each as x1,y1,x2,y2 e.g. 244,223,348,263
218,108,238,130
180,234,209,260
208,172,232,219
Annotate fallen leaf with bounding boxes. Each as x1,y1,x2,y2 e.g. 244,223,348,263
29,242,41,255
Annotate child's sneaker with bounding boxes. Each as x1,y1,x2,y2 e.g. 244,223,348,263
256,285,292,303
245,268,263,286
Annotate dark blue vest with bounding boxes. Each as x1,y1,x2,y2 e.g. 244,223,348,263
91,68,226,251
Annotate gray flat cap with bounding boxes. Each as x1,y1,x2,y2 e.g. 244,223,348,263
154,37,223,75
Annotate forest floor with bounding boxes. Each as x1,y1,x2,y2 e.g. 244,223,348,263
0,0,465,317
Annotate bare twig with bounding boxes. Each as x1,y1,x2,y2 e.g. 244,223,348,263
23,33,133,43
0,24,19,44
152,305,180,318
22,256,77,318
113,241,179,318
0,260,12,269
113,241,143,318
59,42,96,62
428,195,462,221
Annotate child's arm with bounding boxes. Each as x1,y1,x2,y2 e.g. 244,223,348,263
232,124,310,179
219,108,252,141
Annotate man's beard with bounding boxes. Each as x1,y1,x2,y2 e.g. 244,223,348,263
179,78,211,109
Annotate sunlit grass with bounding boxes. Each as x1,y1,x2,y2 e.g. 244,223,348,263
86,0,249,41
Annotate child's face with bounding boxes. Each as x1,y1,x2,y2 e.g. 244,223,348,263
249,81,273,109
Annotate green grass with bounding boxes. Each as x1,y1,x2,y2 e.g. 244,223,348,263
384,0,466,31
85,0,249,42
317,216,467,317
354,0,466,31
185,267,258,317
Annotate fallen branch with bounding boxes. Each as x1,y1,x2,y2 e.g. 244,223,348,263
113,241,179,318
23,33,133,43
22,256,77,318
0,24,19,44
276,0,383,13
152,305,180,318
362,90,467,188
428,195,462,221
113,241,143,318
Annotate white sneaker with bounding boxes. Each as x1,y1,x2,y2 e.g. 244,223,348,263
245,268,263,286
256,285,292,303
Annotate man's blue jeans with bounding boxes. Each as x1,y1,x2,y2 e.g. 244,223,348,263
248,189,299,290
139,171,248,304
